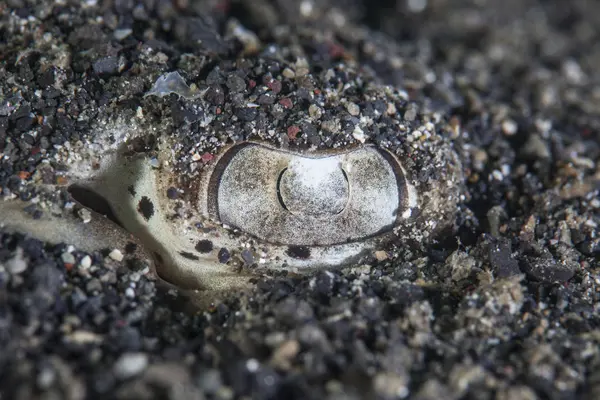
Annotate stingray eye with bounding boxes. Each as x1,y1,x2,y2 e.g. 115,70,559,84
205,143,413,247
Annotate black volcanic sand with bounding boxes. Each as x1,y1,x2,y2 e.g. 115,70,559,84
1,1,600,399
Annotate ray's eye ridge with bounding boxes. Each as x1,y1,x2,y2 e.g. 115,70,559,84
207,142,409,247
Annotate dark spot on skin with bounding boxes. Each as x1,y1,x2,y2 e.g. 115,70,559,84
286,246,311,259
195,239,214,253
218,248,230,263
124,242,137,254
137,196,154,221
167,187,179,199
127,185,136,196
179,251,199,261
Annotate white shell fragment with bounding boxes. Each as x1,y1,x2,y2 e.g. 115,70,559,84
145,71,201,100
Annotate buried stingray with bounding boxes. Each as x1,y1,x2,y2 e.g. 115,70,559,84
0,63,464,305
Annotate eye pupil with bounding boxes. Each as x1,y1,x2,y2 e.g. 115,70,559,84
277,158,349,217
276,168,289,212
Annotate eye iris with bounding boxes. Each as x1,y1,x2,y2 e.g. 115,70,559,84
212,143,404,246
278,158,349,217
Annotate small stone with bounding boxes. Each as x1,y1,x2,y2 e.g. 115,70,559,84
522,134,550,160
488,239,521,278
61,251,76,266
308,104,322,119
114,28,132,40
487,205,507,237
114,353,149,380
270,340,300,370
6,247,27,274
227,19,261,54
235,107,257,122
520,215,537,241
149,158,160,168
166,187,179,199
386,282,425,306
445,251,477,281
109,249,124,262
501,119,517,136
521,249,575,283
226,74,246,93
295,58,309,76
78,208,92,223
80,255,92,269
279,98,293,109
386,102,397,115
491,170,504,181
373,372,409,399
352,125,366,143
258,93,275,105
218,248,230,263
266,79,282,94
407,0,427,13
86,278,102,293
287,125,300,140
282,68,295,79
67,330,102,344
37,367,56,389
321,119,340,134
403,105,418,121
345,102,360,116
143,363,192,390
374,250,388,261
93,56,119,76
196,369,223,395
241,249,254,265
201,153,214,163
205,85,225,105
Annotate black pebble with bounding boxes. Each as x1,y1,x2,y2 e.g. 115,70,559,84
226,74,246,92
218,248,230,263
235,107,257,122
241,249,254,265
521,251,575,283
488,239,521,278
166,187,179,199
93,57,119,76
205,85,225,105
